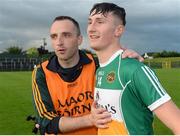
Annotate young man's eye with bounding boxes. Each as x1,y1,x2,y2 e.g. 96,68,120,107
98,21,103,24
88,21,92,25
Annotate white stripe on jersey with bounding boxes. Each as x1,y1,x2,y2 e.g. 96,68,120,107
118,54,125,88
141,66,164,96
144,66,166,95
148,94,171,111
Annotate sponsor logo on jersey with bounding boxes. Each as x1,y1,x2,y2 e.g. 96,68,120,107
95,90,116,113
107,71,115,83
95,90,100,101
57,91,93,116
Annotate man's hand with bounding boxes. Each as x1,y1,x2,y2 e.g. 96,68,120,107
122,49,144,62
89,101,112,129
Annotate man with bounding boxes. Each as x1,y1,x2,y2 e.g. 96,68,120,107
32,16,143,135
87,2,180,135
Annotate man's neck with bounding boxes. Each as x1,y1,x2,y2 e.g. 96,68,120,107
58,51,80,68
96,44,122,64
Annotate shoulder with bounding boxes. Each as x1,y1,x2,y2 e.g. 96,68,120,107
32,63,45,80
80,49,99,69
80,49,96,60
121,58,144,75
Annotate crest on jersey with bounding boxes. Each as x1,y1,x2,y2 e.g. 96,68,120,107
106,71,115,83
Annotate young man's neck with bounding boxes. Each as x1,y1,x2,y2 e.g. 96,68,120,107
58,51,80,68
96,44,122,64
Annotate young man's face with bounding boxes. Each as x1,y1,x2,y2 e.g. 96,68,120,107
87,12,119,51
50,20,82,61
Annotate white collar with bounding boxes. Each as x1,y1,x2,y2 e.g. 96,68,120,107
100,49,123,67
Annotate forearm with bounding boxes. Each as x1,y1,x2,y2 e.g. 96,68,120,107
59,114,93,133
154,100,180,134
168,106,180,134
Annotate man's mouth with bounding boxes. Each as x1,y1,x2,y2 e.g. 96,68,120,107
57,48,66,54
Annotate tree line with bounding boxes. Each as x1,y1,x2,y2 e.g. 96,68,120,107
0,46,52,58
1,46,180,58
143,50,180,58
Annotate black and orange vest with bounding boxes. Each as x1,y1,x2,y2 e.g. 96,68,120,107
41,54,97,135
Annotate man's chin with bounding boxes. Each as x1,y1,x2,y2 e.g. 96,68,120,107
56,54,68,61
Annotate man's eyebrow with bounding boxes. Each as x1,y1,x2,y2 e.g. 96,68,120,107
50,33,56,37
50,31,72,35
62,31,72,34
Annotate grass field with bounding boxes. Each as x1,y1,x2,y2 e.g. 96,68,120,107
0,68,179,134
153,68,180,134
0,72,33,135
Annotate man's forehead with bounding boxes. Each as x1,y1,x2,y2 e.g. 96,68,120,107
50,21,75,32
52,20,74,27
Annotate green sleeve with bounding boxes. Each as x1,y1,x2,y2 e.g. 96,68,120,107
32,65,60,134
131,65,171,111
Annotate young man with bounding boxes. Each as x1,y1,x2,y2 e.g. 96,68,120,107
32,16,143,135
87,2,180,135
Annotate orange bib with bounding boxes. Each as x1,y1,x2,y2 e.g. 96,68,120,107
41,54,97,135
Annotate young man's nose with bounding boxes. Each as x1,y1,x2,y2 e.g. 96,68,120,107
88,23,97,34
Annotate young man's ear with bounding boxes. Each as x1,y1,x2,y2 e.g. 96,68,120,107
115,25,125,37
78,35,83,46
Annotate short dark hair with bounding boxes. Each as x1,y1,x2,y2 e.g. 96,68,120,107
90,2,126,26
53,16,81,36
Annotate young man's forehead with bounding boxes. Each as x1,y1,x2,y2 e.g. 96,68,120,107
89,12,114,20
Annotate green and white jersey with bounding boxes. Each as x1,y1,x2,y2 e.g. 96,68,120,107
95,50,171,135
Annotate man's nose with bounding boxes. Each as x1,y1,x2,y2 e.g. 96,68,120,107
57,36,64,46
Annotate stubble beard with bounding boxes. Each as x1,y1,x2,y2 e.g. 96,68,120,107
57,50,77,62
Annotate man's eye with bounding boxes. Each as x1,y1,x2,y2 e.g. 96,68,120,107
50,34,57,39
64,33,71,37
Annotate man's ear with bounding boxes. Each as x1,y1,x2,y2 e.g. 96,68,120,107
78,35,83,46
115,25,124,37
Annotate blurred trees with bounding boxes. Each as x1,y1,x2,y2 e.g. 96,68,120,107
26,47,39,58
6,46,23,54
152,50,180,58
143,50,180,58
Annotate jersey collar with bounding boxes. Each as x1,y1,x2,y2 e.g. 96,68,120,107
46,50,92,73
100,49,123,67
